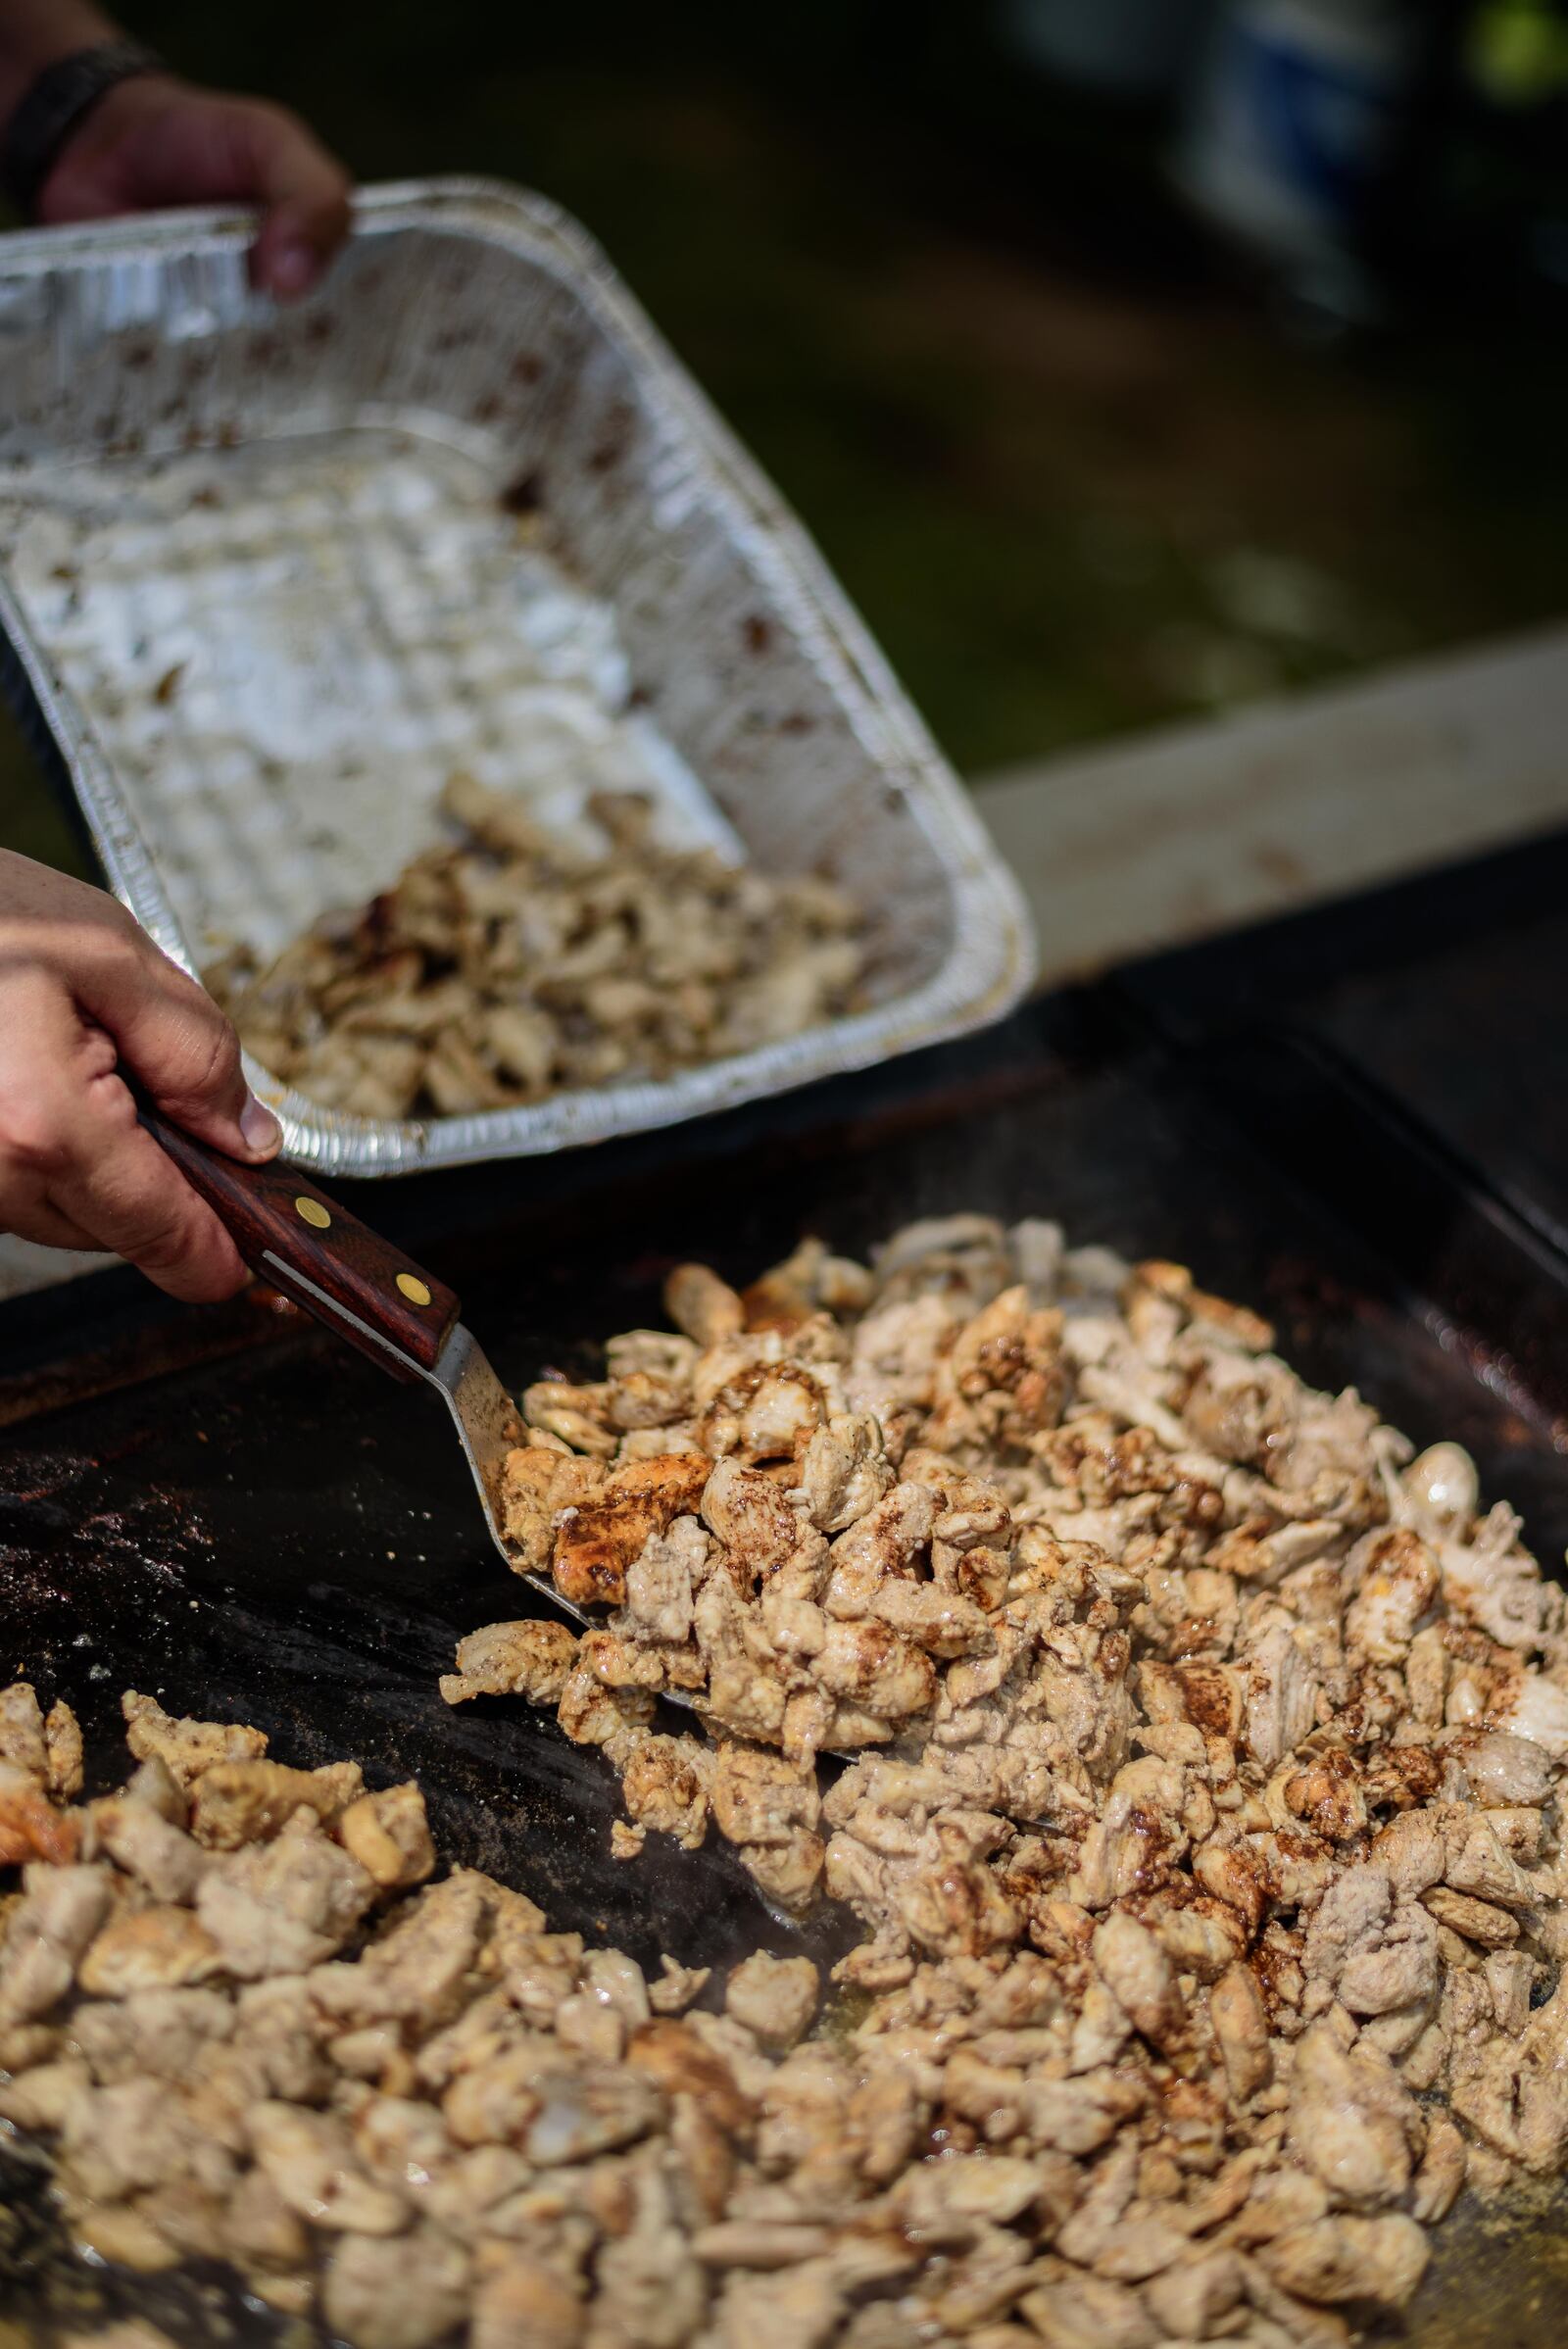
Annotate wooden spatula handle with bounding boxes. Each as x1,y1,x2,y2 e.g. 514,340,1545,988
140,1105,461,1383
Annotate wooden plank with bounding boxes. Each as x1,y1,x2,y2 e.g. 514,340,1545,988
974,624,1568,985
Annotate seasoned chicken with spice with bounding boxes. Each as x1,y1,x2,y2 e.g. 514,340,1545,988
11,1212,1568,2347
207,782,869,1119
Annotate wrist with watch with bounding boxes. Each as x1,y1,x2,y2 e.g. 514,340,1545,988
1,37,165,216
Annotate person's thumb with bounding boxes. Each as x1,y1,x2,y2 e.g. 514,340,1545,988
74,930,282,1164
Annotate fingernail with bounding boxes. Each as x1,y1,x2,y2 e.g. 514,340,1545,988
241,1094,283,1154
269,239,317,297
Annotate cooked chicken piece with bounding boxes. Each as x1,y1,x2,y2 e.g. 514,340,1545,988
1396,1440,1481,1531
647,1954,710,2015
1494,1666,1568,1756
353,2095,489,2214
0,1681,50,1781
314,1872,489,2031
1052,2131,1140,2266
320,2224,472,2349
1422,1884,1520,1946
790,1412,895,1535
608,1328,700,1383
1486,1947,1536,2035
1069,1755,1191,1908
523,1379,618,1457
1457,1728,1559,1806
1017,2265,1162,2348
189,1758,361,1849
440,1617,580,1707
1145,2245,1247,2338
248,2099,409,2232
519,2057,665,2166
0,1764,79,1867
72,1985,233,2085
335,1783,436,1890
823,1482,937,1613
224,2159,314,2275
122,1691,269,1786
1005,1214,1065,1298
470,2253,586,2349
1338,1900,1441,2018
710,1742,820,1849
1435,1501,1565,1655
1443,1811,1535,1908
552,1453,710,1609
872,1213,1008,1296
2,2016,74,2087
724,1951,818,2050
593,2151,710,2346
845,1293,958,1419
879,1814,1020,1959
701,1457,817,1587
1370,1809,1446,1899
1091,1909,1183,2050
1449,2022,1568,2173
197,1827,376,1978
619,2020,755,2154
0,2051,94,2133
0,1863,113,2023
496,1447,604,1573
1409,2112,1467,2224
692,2217,833,2268
666,1263,746,1347
1344,1528,1440,1663
868,1579,993,1658
737,1830,827,1915
45,1699,84,1799
57,2063,242,2205
744,1238,874,1333
1208,1962,1272,2101
617,1733,710,1847
616,1515,707,1643
1259,2212,1430,2311
77,1905,225,1998
1242,1620,1323,1771
690,1580,790,1745
1285,2022,1419,2209
699,1359,829,1465
808,1618,937,1719
603,1357,691,1435
87,1793,208,1903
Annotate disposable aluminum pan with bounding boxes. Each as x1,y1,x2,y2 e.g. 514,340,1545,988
0,177,1034,1174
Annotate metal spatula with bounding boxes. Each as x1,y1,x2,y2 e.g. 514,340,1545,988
142,1109,589,1627
139,1116,884,1760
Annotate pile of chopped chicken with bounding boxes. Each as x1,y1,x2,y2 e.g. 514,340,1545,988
435,1211,1568,2343
6,1220,1568,2349
205,778,868,1120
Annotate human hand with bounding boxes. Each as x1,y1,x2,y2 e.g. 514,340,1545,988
34,71,352,299
0,850,282,1300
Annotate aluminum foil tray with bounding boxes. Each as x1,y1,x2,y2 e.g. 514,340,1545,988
0,177,1033,1174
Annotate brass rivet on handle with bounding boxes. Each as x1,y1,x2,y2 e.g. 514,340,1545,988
397,1273,432,1306
295,1198,331,1231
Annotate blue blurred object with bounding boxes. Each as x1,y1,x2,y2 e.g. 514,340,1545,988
1174,1,1419,319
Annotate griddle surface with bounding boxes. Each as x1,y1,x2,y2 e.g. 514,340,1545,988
3,996,1568,2342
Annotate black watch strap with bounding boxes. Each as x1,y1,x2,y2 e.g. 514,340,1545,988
2,39,165,219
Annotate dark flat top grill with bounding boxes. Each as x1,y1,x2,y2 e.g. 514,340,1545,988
7,828,1568,2344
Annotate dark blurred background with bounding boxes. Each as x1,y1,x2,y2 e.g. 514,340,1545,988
8,0,1568,867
